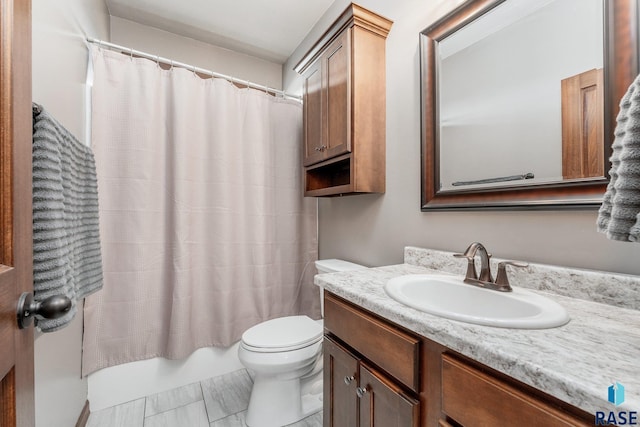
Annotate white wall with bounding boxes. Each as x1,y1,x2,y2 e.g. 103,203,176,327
110,17,283,90
284,0,640,276
32,1,109,426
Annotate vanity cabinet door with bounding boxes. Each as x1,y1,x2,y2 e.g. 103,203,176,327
324,337,358,427
358,363,420,427
324,337,420,427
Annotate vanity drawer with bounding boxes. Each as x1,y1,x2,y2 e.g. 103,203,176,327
324,292,420,392
441,354,591,427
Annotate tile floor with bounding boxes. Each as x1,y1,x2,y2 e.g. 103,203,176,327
86,369,323,427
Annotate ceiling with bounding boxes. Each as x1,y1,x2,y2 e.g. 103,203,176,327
105,0,336,64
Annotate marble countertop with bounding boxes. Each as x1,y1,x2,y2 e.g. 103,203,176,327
315,263,640,416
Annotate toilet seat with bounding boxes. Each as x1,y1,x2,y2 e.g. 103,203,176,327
241,315,323,353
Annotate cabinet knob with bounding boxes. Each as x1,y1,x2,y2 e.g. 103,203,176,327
343,375,355,385
356,386,369,398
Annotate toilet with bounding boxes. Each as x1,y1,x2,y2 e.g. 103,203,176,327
238,259,366,427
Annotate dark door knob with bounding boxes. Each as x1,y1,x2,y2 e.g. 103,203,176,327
16,292,72,329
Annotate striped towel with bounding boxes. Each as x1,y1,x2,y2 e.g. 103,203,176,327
32,103,103,332
597,74,640,242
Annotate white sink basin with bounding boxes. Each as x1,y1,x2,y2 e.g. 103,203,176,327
384,274,570,329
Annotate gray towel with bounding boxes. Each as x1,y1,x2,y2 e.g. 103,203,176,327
32,103,103,332
597,74,640,242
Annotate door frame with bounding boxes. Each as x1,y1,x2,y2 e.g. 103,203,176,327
1,0,35,425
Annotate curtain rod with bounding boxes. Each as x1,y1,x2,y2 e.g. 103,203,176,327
86,38,301,101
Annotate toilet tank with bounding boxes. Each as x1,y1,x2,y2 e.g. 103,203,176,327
315,259,366,317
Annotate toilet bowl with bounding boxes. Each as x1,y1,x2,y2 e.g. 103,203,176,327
238,316,323,427
238,259,366,427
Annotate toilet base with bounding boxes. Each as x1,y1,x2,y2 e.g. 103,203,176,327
245,375,322,427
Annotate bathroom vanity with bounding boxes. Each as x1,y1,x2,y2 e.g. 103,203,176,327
317,247,640,426
324,292,591,426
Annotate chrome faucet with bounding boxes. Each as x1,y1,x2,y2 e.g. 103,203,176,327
454,242,527,292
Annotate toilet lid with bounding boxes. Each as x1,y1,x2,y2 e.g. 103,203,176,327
242,315,323,352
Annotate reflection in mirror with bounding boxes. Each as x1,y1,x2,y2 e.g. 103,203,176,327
438,0,603,191
420,0,639,210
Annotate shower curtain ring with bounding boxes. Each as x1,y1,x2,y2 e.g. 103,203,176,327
155,55,161,68
129,48,134,60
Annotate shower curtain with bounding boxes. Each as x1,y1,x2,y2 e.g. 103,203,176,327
82,47,318,375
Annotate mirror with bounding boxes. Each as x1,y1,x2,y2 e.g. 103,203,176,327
420,0,639,210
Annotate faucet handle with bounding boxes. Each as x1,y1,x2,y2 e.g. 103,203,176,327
453,253,477,280
453,251,492,260
494,261,529,289
453,253,472,259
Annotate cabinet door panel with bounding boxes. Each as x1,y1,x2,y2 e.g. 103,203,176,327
442,354,590,427
303,61,324,166
324,337,358,427
324,29,351,160
359,363,420,427
324,293,420,392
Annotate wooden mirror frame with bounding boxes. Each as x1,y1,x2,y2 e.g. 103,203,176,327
420,0,639,211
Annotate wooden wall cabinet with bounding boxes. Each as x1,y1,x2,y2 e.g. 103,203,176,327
323,292,594,427
295,4,392,197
